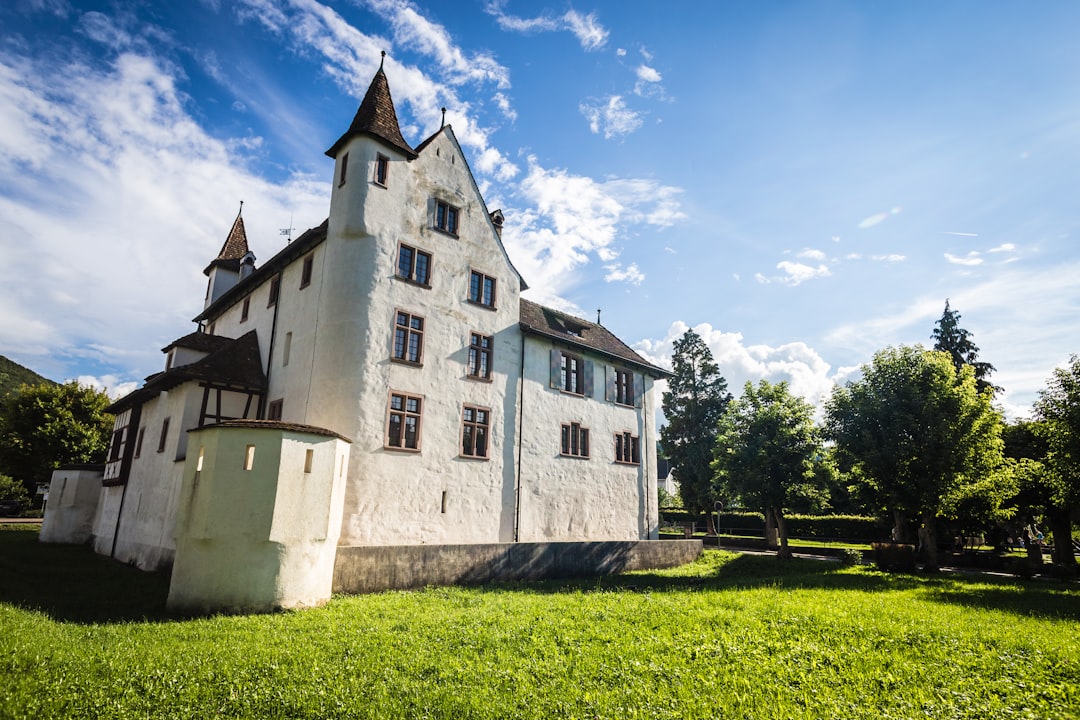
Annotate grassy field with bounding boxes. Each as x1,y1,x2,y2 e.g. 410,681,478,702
1,525,1077,719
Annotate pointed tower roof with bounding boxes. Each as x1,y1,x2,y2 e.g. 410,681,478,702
326,53,417,160
204,206,250,276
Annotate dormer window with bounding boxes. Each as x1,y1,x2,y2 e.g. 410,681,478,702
434,200,459,235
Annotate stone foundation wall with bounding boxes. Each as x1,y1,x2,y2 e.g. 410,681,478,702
333,539,703,594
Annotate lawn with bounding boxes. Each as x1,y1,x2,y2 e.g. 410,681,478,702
1,525,1077,719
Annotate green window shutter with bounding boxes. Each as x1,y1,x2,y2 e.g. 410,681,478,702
549,349,561,389
605,365,616,403
633,373,643,408
583,360,594,398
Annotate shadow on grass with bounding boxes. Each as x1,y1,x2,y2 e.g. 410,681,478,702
0,525,171,624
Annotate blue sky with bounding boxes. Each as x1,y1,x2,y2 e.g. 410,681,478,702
2,0,1078,419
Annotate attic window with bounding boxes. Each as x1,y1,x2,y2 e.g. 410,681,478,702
434,200,459,235
240,297,250,322
300,254,314,289
339,152,349,187
565,326,583,338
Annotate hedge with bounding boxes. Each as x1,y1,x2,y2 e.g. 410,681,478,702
660,511,887,541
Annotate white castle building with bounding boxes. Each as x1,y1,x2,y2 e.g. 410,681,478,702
41,61,692,613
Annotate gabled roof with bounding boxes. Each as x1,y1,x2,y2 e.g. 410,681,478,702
108,331,266,413
204,210,250,276
162,331,234,355
325,60,417,160
519,299,671,378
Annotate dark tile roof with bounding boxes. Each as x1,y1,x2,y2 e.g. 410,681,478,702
325,65,416,160
108,331,266,413
162,331,234,354
189,419,352,443
204,212,250,276
519,299,671,378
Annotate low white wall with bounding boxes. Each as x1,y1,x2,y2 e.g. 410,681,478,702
39,466,104,545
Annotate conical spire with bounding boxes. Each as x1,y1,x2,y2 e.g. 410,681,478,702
325,52,417,159
204,204,250,276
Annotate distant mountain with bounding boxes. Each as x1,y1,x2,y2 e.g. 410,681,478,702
0,355,55,401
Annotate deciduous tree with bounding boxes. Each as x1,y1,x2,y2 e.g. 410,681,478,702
825,346,1004,570
0,382,113,496
713,380,819,559
1033,355,1080,569
660,329,731,531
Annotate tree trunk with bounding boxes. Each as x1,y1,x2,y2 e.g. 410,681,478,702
705,511,716,537
773,507,793,560
764,509,778,550
1047,506,1077,569
921,512,939,572
892,510,907,543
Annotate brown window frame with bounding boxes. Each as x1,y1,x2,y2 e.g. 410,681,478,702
560,352,584,395
133,427,144,458
460,404,490,459
156,417,170,453
615,431,641,465
339,151,349,187
468,270,496,309
386,391,423,451
560,422,590,458
615,369,634,406
396,243,432,287
467,332,493,380
240,297,250,323
392,310,425,365
434,199,460,236
267,399,283,421
268,276,280,307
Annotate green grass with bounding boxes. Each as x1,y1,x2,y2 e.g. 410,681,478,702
1,526,1077,719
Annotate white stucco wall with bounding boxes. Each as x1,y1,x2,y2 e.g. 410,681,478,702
40,467,104,544
168,424,350,613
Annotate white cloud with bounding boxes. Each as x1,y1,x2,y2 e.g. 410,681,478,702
871,254,906,262
989,243,1016,253
580,95,643,139
485,3,608,51
756,261,831,286
797,248,826,261
492,91,517,122
634,64,663,97
857,206,902,229
634,321,841,413
604,263,645,285
503,157,683,309
945,251,983,266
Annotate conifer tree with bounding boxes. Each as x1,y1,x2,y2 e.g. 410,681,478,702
660,329,731,530
932,300,998,394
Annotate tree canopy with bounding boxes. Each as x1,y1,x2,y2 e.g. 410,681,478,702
0,382,113,495
931,300,997,394
713,380,819,558
825,345,1004,570
1032,354,1080,567
660,329,731,522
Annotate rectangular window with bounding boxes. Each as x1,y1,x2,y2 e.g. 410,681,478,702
267,399,283,421
467,333,493,380
268,276,280,307
133,427,144,458
283,331,292,367
108,428,124,462
434,200,459,235
375,153,388,186
157,418,170,453
461,405,490,459
386,392,423,450
561,422,590,458
244,444,256,471
300,254,314,289
560,352,583,395
396,244,432,286
240,297,250,322
392,311,424,364
615,432,641,465
304,448,314,473
468,270,496,308
339,152,349,187
615,369,634,406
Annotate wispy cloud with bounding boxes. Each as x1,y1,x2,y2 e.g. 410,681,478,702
580,95,642,139
633,63,663,97
484,2,608,50
989,243,1016,253
945,251,983,266
756,261,831,286
857,206,902,229
943,231,978,237
604,263,645,285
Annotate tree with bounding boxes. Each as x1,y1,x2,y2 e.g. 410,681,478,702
0,473,31,516
660,329,731,531
825,346,1004,570
1032,354,1080,569
932,300,998,394
0,382,113,496
713,380,819,559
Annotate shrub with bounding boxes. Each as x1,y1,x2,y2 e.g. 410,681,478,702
0,474,30,516
871,543,916,572
838,548,863,567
